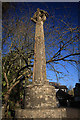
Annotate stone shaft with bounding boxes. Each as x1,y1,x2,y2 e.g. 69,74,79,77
32,8,48,84
33,21,46,84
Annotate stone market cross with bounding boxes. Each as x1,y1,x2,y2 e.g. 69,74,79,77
15,9,80,118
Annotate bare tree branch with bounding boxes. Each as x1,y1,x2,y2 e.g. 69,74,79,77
3,72,9,89
47,52,80,63
9,71,31,93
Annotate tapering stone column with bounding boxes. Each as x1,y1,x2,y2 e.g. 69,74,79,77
32,8,48,85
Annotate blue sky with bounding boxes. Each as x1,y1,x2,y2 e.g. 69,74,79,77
3,2,79,89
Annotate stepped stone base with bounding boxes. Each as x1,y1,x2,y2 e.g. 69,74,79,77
25,84,58,109
15,108,66,118
15,84,80,118
15,108,80,118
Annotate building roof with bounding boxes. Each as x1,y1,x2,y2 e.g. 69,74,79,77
49,82,68,89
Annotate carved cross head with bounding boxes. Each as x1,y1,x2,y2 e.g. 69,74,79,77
31,8,49,23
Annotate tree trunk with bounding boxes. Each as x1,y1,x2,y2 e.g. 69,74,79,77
3,93,10,118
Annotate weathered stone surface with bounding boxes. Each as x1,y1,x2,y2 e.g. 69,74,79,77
25,84,58,109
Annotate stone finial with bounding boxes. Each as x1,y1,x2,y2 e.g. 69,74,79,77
31,8,49,23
